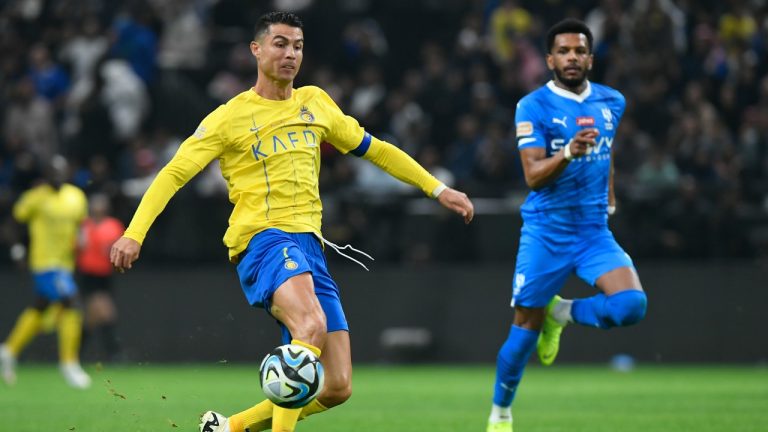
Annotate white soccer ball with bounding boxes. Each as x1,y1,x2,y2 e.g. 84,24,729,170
259,344,324,408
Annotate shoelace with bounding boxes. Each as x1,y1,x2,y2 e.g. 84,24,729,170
315,234,375,271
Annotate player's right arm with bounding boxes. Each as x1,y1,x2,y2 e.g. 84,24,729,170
515,98,597,190
111,106,228,271
520,128,598,190
12,188,40,223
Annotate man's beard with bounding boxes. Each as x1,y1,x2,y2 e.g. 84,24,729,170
554,67,587,89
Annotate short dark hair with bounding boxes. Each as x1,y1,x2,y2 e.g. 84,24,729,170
254,11,304,41
545,18,593,53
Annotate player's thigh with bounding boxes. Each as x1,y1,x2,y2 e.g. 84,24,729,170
271,273,327,344
595,266,642,295
574,229,638,293
87,291,117,323
277,236,349,347
512,232,573,308
303,235,348,334
78,274,110,298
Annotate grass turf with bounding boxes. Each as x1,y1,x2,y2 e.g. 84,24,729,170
1,364,766,431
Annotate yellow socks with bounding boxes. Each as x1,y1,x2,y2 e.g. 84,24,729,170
4,308,42,356
57,308,83,363
271,406,302,432
229,399,274,432
230,398,328,432
298,399,328,420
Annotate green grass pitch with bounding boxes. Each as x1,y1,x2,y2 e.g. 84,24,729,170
1,364,766,431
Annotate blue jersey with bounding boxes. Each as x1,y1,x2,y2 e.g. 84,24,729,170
515,81,625,225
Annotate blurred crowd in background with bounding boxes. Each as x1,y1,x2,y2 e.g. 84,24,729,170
1,0,767,266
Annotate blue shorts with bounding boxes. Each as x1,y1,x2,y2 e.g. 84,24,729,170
236,229,348,343
512,220,634,308
33,270,78,301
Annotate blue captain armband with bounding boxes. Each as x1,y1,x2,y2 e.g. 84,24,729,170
350,132,372,157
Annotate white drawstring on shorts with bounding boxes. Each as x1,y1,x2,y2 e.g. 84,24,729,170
315,234,375,271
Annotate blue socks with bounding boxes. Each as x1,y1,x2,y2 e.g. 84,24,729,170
571,290,647,329
492,325,539,407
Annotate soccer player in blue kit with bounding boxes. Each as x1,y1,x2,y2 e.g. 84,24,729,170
486,19,648,432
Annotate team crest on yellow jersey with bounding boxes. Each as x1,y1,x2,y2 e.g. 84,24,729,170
299,105,315,123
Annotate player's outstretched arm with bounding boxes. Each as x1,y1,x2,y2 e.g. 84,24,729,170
110,237,141,272
436,188,474,224
111,156,208,272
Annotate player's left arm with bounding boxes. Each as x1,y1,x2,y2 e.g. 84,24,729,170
362,137,474,223
12,188,40,223
317,87,473,223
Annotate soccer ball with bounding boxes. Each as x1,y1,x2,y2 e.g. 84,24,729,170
259,344,324,408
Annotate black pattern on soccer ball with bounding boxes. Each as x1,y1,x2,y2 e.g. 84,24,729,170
259,344,324,408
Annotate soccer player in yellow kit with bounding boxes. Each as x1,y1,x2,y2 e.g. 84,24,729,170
0,156,91,389
110,11,474,432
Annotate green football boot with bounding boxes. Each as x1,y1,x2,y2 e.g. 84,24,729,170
537,295,566,366
486,420,513,432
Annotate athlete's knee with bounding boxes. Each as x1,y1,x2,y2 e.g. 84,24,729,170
60,296,79,309
32,298,50,311
605,290,647,327
292,314,327,344
319,376,352,407
512,305,546,330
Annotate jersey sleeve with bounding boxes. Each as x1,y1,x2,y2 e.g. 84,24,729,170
362,137,443,197
313,87,367,154
514,97,546,149
12,188,40,223
122,156,204,244
611,90,626,122
122,106,228,245
174,104,229,170
311,87,442,196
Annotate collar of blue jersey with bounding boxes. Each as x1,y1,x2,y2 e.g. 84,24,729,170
546,80,592,103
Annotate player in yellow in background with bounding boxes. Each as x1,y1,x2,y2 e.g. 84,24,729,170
0,156,91,389
110,11,474,432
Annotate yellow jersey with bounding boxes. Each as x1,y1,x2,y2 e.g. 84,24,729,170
13,183,88,272
123,86,442,261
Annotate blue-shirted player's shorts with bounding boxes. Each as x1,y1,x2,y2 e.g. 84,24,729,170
236,229,348,343
33,270,78,301
512,220,634,308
